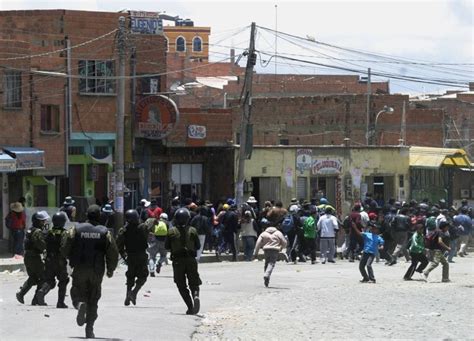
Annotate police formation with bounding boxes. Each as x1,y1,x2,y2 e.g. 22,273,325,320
15,199,202,339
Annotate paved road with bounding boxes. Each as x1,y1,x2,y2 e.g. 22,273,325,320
1,254,473,340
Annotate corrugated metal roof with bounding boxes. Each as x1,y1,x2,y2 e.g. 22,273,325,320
409,146,471,168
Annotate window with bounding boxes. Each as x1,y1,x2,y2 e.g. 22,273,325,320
78,60,115,94
139,76,161,94
69,146,84,155
40,105,60,133
193,37,202,52
93,146,109,158
176,37,186,52
165,37,169,52
3,70,21,108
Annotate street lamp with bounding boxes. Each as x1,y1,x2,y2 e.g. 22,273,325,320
374,105,394,145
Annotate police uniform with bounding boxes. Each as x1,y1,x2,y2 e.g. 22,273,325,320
61,205,118,339
166,208,202,315
36,214,70,307
16,221,46,305
116,212,150,306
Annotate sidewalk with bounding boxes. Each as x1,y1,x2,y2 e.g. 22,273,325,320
0,250,283,273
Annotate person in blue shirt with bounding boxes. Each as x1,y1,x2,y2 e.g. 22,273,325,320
351,220,384,283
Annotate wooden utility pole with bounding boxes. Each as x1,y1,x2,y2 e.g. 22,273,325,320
115,16,126,226
235,22,256,205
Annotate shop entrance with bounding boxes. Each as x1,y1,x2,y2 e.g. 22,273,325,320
310,176,336,204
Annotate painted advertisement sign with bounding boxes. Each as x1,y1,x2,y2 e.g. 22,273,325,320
187,125,206,139
135,95,179,139
296,148,312,174
311,158,343,175
130,11,163,35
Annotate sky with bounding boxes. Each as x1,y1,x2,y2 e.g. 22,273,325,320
0,0,472,95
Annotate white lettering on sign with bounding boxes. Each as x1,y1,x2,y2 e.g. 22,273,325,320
81,232,101,239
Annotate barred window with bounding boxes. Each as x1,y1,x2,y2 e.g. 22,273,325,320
93,146,109,158
78,60,115,94
3,71,21,108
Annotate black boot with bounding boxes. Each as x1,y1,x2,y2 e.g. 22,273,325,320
16,282,32,304
76,302,87,326
178,287,194,314
36,282,51,306
124,286,133,306
56,285,68,308
85,323,95,339
130,282,144,306
32,289,47,306
190,287,200,314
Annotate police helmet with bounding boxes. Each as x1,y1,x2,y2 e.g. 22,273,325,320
125,209,139,224
86,204,101,221
174,208,191,227
160,213,169,221
52,212,67,228
32,211,49,228
319,198,328,205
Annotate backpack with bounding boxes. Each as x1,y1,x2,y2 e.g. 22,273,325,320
154,221,168,237
425,216,437,231
303,216,316,239
281,214,294,235
342,215,351,233
424,231,438,249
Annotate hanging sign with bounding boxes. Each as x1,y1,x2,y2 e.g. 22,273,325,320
135,95,179,139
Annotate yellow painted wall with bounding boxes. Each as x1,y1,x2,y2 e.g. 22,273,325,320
164,26,210,58
235,146,411,216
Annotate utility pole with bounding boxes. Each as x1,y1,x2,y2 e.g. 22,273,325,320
236,22,256,205
366,68,371,145
65,36,72,178
400,100,406,145
115,16,126,226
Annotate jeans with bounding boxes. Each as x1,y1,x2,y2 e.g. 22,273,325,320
447,239,457,262
303,238,316,261
404,252,428,279
12,229,25,255
359,252,376,281
263,249,279,280
391,231,410,262
196,235,206,262
241,236,256,261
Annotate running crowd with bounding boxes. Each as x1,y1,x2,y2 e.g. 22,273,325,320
6,193,473,338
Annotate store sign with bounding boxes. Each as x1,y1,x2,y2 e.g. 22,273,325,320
311,158,343,175
296,149,312,174
135,95,179,139
188,125,206,139
130,11,163,35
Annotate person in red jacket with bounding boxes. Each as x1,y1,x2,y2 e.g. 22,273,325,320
6,202,27,257
146,200,163,219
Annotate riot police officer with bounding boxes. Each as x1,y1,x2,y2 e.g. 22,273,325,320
61,204,118,339
166,207,202,315
36,212,70,308
16,211,48,305
116,209,150,306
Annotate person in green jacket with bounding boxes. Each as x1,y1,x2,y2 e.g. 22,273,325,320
16,211,49,305
403,219,428,280
166,207,202,315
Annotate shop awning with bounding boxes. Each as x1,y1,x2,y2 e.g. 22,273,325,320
3,147,45,170
409,146,471,169
0,153,16,172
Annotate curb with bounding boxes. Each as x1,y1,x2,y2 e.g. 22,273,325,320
0,262,25,273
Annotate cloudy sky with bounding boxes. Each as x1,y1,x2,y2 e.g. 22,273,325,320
0,0,472,95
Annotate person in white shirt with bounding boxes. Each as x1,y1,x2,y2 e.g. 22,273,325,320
317,206,339,264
